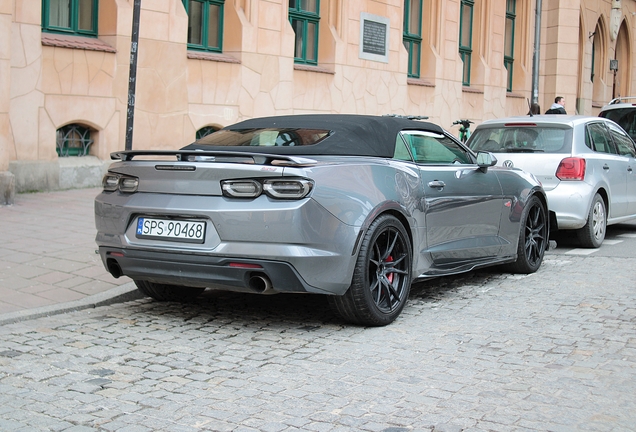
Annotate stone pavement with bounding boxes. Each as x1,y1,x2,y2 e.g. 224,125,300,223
0,188,140,324
0,253,635,431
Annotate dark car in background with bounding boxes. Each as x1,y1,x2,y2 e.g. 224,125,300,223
95,114,548,326
599,97,636,141
467,115,636,248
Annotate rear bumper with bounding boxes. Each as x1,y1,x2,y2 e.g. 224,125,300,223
95,191,359,295
545,183,593,230
99,247,339,295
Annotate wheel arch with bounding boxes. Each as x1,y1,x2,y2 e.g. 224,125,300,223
352,201,415,257
595,187,609,216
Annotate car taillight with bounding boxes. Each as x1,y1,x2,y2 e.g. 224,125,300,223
102,173,139,192
555,157,586,181
221,178,314,199
222,180,263,198
263,179,313,199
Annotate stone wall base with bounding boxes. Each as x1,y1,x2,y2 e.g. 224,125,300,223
8,157,112,194
0,171,16,205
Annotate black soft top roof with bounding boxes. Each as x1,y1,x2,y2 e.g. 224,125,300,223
183,114,444,158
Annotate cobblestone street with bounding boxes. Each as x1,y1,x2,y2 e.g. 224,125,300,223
1,247,635,431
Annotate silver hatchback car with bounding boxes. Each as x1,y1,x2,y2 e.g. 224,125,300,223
467,115,636,247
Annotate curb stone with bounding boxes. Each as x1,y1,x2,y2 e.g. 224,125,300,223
0,282,144,326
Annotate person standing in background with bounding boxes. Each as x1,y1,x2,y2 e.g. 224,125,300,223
545,97,567,114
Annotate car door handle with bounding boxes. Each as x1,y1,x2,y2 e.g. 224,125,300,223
628,166,633,173
428,180,446,189
603,164,610,170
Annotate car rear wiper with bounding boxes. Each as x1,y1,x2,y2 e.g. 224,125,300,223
504,148,545,153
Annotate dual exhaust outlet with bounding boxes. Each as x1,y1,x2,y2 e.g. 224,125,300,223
106,257,275,294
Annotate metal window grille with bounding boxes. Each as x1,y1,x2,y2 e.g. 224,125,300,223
196,126,219,139
56,124,93,157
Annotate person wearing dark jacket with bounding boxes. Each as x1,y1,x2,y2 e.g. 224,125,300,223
545,96,567,114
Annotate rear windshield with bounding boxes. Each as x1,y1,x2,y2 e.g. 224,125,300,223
187,128,332,148
599,108,636,141
467,126,572,154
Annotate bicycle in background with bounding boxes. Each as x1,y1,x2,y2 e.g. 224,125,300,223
452,119,474,143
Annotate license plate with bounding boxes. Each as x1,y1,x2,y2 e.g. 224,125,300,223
136,217,206,243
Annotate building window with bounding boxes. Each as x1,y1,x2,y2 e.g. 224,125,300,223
42,0,98,36
504,0,516,92
183,0,224,52
289,0,320,65
403,0,423,78
56,124,94,157
196,126,219,139
459,0,473,86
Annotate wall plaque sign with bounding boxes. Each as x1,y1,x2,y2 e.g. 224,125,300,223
359,13,390,63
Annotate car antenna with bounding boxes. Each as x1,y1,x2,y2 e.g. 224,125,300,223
527,98,533,117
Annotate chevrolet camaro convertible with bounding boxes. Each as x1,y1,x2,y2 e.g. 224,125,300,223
95,114,548,326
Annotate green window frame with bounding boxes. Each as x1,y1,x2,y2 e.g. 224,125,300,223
289,0,320,65
403,0,423,79
42,0,98,37
459,0,474,86
183,0,225,52
504,0,516,92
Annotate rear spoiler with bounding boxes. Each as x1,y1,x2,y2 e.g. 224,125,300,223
110,150,318,167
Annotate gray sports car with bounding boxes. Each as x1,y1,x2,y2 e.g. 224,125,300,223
95,114,548,326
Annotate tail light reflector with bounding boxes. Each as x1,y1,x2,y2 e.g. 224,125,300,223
556,157,586,181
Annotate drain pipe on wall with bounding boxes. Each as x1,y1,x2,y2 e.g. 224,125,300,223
531,0,542,106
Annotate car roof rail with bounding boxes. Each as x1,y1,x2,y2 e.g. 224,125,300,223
608,96,636,105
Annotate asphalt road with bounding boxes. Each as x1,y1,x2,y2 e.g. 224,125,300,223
0,225,635,431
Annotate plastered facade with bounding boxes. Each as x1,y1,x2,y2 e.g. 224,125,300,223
1,0,635,173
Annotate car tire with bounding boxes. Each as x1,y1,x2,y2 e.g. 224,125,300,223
134,280,205,302
577,193,606,248
329,214,412,326
505,195,548,274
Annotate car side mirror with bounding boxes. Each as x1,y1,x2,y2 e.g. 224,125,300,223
476,151,497,172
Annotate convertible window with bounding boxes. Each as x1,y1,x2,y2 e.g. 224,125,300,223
401,131,471,164
393,135,414,161
192,128,332,147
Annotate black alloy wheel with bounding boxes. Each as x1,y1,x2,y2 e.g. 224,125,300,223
506,195,548,274
330,214,412,326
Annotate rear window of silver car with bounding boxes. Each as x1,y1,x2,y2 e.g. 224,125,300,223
193,128,332,147
468,126,573,154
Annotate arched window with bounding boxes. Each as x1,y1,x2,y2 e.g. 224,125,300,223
56,124,94,157
591,19,606,103
196,125,219,139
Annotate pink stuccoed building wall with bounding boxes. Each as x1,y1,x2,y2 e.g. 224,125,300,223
1,0,634,191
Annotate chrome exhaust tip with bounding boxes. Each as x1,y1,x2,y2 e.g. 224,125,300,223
248,273,274,294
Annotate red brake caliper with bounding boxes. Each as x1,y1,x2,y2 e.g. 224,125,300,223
386,255,394,283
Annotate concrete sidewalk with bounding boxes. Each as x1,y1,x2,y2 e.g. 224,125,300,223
0,187,141,324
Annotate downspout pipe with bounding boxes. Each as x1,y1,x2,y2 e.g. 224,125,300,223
532,0,542,105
